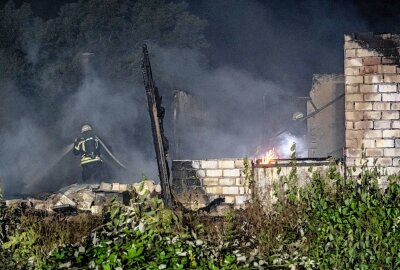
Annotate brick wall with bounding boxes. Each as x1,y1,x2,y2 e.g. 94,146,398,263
171,158,335,209
344,33,400,175
254,160,333,205
171,159,250,209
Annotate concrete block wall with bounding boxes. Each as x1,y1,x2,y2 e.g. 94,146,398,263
344,33,400,175
171,159,250,208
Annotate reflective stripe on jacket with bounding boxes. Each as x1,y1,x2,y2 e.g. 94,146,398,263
73,133,102,165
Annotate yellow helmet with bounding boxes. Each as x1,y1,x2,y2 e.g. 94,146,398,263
81,124,92,133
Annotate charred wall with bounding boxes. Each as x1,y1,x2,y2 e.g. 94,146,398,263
171,159,249,208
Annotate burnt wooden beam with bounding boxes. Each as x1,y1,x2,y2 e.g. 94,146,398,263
141,44,173,208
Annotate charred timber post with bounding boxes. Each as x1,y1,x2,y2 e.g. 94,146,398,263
141,44,173,208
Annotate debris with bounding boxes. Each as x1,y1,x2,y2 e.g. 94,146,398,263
5,180,163,216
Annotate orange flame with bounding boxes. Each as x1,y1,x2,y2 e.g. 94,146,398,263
259,148,279,164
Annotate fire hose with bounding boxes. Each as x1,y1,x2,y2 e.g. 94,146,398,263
95,136,127,169
65,137,127,169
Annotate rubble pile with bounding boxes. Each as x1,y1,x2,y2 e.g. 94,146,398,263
5,180,162,215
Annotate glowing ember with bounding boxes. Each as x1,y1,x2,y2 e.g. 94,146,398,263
259,148,279,164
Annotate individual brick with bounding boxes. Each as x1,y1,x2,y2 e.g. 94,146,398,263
223,169,241,177
206,170,222,177
364,111,381,120
384,74,400,83
219,178,235,186
360,85,378,93
358,139,375,148
364,130,382,138
201,160,218,169
346,94,363,102
345,67,360,76
345,111,364,121
372,102,391,110
353,157,374,166
365,148,383,156
392,103,400,110
384,148,400,157
112,183,120,191
205,186,222,194
364,75,383,84
203,178,219,186
378,84,397,92
378,65,397,73
346,148,362,157
218,160,235,169
374,121,391,129
376,139,395,148
356,48,380,57
119,184,128,191
354,120,373,129
345,49,356,57
345,76,364,84
345,58,363,67
382,93,400,102
234,159,245,168
386,167,400,175
364,93,381,102
378,158,393,166
363,57,381,66
344,41,362,49
346,130,365,139
383,130,400,138
360,66,378,75
355,103,372,110
382,111,399,120
346,85,359,93
392,121,400,129
372,102,390,111
346,139,357,148
223,196,235,204
222,186,239,195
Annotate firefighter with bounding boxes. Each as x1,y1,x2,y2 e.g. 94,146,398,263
73,124,103,183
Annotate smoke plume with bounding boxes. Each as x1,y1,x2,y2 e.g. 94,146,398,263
0,0,370,196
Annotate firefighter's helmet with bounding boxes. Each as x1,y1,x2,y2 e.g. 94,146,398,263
81,124,92,133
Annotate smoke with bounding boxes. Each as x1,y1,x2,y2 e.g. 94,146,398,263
0,53,159,196
190,0,368,95
153,45,283,158
0,0,370,196
57,61,158,183
275,133,308,158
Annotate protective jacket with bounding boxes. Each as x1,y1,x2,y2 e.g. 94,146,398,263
73,131,102,165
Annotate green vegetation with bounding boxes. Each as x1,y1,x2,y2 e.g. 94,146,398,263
1,150,400,269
